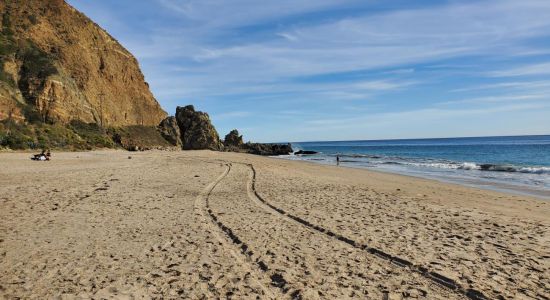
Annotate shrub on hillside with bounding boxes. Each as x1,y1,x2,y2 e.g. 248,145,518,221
0,120,34,149
69,120,114,149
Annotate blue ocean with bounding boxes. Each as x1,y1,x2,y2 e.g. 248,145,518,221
285,135,550,199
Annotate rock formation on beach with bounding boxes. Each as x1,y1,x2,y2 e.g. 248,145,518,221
221,128,293,155
244,143,293,156
174,105,223,151
223,129,244,151
158,116,182,147
158,111,292,155
0,0,166,125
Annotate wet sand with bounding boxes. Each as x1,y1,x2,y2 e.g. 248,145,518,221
1,150,548,299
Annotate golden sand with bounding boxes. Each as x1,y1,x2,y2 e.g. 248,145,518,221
1,150,548,299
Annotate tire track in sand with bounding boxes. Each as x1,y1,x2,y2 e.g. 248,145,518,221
244,163,488,300
194,163,301,300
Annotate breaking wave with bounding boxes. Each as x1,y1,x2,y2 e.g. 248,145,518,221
323,154,550,175
386,161,549,174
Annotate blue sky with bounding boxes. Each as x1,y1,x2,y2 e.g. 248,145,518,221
68,0,550,142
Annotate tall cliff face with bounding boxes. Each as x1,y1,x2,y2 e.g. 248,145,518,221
0,0,166,125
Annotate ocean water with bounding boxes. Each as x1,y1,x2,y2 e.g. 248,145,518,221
283,135,550,199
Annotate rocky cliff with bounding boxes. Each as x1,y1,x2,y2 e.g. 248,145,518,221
0,0,166,125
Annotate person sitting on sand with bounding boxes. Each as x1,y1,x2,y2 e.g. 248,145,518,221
31,150,50,161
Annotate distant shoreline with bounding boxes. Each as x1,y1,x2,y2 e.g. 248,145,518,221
279,156,550,200
287,135,550,200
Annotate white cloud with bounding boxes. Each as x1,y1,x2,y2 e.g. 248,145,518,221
384,68,415,75
353,80,417,91
156,0,359,28
487,62,550,77
451,80,550,92
276,32,299,42
440,94,549,105
283,103,550,141
302,103,550,133
213,111,252,120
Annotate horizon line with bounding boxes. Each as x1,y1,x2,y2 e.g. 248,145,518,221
286,133,550,144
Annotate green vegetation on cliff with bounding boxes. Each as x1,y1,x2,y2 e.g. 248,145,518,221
0,120,171,151
0,12,17,86
0,120,111,150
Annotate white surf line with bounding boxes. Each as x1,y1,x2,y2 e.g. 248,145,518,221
244,163,490,300
193,163,279,299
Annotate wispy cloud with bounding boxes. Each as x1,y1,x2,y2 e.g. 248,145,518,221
156,0,359,29
384,68,415,75
296,102,550,141
212,111,252,120
353,80,417,91
440,94,549,105
276,32,299,42
451,80,550,93
305,103,549,127
487,62,550,77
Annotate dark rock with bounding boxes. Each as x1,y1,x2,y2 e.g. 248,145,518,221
158,116,182,147
175,105,223,150
270,273,288,289
224,129,244,148
221,129,291,156
244,143,293,156
294,150,318,155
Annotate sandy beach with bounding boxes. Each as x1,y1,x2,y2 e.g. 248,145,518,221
0,150,548,299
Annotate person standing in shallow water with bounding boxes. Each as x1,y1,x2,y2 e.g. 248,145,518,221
336,155,340,166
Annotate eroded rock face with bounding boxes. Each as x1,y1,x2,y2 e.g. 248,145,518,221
158,116,182,147
175,105,222,150
224,129,244,148
0,0,166,125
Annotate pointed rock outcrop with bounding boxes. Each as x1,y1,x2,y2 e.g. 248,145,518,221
224,129,244,148
175,105,222,150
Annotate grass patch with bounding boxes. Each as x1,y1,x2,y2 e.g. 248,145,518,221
110,125,172,150
0,17,17,87
0,119,34,149
0,120,173,151
69,120,114,149
0,120,108,150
